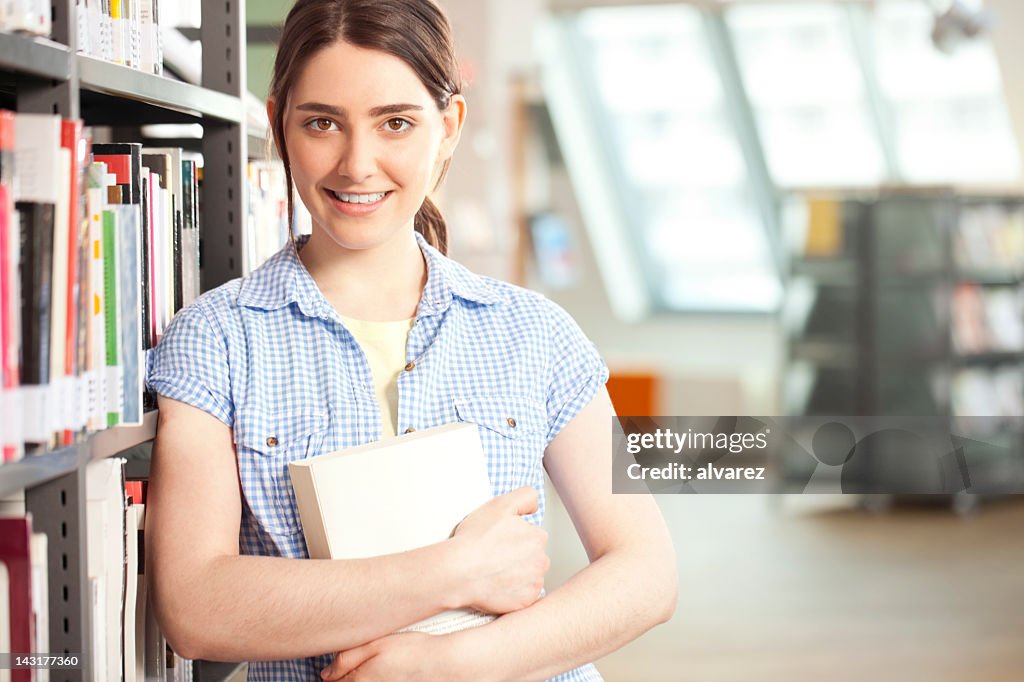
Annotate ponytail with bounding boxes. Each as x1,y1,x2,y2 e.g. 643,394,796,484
414,196,448,255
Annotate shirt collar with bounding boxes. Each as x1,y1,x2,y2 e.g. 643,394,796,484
235,231,502,317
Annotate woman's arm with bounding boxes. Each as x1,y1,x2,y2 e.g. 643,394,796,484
147,396,550,662
321,386,678,681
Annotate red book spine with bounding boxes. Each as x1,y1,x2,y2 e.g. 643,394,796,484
0,517,35,682
0,110,18,462
60,119,84,447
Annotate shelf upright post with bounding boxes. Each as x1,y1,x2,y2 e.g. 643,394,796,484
201,0,247,289
21,3,89,679
25,459,91,681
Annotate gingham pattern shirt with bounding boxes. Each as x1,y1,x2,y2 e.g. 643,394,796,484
147,232,608,681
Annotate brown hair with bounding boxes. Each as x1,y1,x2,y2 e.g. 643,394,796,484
269,0,461,254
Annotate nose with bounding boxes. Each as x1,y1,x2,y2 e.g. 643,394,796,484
335,129,377,183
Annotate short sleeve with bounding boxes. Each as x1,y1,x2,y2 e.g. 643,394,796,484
544,300,609,444
146,302,234,427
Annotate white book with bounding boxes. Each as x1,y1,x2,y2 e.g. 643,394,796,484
30,531,49,682
76,0,90,54
86,458,126,681
138,0,161,75
114,204,143,425
131,505,146,682
90,577,107,682
85,163,114,432
289,422,497,635
122,503,140,681
145,147,182,320
87,0,103,58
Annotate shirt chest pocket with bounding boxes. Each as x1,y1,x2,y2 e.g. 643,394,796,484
453,396,547,493
234,411,329,537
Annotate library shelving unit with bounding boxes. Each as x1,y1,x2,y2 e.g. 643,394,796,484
0,1,247,679
779,190,1024,505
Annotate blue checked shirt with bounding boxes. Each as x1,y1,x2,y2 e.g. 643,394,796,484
147,232,609,681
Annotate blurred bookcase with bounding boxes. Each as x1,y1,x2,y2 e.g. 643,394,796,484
780,190,1024,500
0,0,247,678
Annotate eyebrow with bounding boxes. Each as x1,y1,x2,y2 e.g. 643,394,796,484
294,102,425,118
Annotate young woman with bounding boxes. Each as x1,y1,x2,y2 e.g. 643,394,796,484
145,1,677,680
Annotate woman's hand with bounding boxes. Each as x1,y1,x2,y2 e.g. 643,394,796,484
319,632,471,682
450,486,550,614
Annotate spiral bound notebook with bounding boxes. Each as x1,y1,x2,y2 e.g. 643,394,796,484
289,422,497,634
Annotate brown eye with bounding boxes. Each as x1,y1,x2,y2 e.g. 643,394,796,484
385,118,410,133
315,118,333,131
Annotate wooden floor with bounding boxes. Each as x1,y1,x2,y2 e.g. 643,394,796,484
544,493,1024,682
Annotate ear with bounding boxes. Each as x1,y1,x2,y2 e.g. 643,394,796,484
437,94,467,161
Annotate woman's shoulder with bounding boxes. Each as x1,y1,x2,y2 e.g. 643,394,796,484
464,263,583,322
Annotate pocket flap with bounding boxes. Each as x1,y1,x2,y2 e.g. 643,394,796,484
453,396,545,439
234,410,328,454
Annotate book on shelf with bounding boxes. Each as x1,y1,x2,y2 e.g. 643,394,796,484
61,119,87,448
86,457,127,681
951,283,1024,355
0,1,52,37
77,0,163,75
0,515,44,682
246,161,291,272
952,367,1024,418
0,110,20,461
0,108,204,455
955,202,1024,273
14,113,61,449
289,422,498,635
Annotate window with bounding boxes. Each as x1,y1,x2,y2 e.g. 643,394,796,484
569,6,782,312
869,0,1020,184
727,3,887,187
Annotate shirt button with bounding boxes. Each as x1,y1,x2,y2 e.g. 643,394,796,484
266,436,279,448
507,417,517,428
404,362,415,372
404,427,416,434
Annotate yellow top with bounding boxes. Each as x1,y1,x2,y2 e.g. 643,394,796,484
338,314,415,438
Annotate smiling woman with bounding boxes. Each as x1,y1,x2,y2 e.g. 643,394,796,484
144,1,677,680
273,39,463,273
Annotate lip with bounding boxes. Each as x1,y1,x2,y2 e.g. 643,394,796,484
324,188,392,217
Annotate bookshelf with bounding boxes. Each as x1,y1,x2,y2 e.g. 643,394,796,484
0,0,247,679
780,190,1024,502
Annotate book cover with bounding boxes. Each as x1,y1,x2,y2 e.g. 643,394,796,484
48,144,71,444
141,154,172,339
0,560,9,682
86,457,127,682
61,119,87,446
85,162,112,432
101,208,123,427
29,532,48,682
179,158,200,307
16,201,54,446
289,422,497,635
114,204,143,425
14,113,60,447
146,148,184,314
0,110,20,461
0,517,35,682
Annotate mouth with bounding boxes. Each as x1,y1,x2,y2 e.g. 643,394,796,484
327,189,392,205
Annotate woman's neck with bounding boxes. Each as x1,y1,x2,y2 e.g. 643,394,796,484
298,227,427,321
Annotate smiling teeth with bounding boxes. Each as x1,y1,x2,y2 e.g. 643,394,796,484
333,190,387,204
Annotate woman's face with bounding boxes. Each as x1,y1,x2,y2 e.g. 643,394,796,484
277,40,464,253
